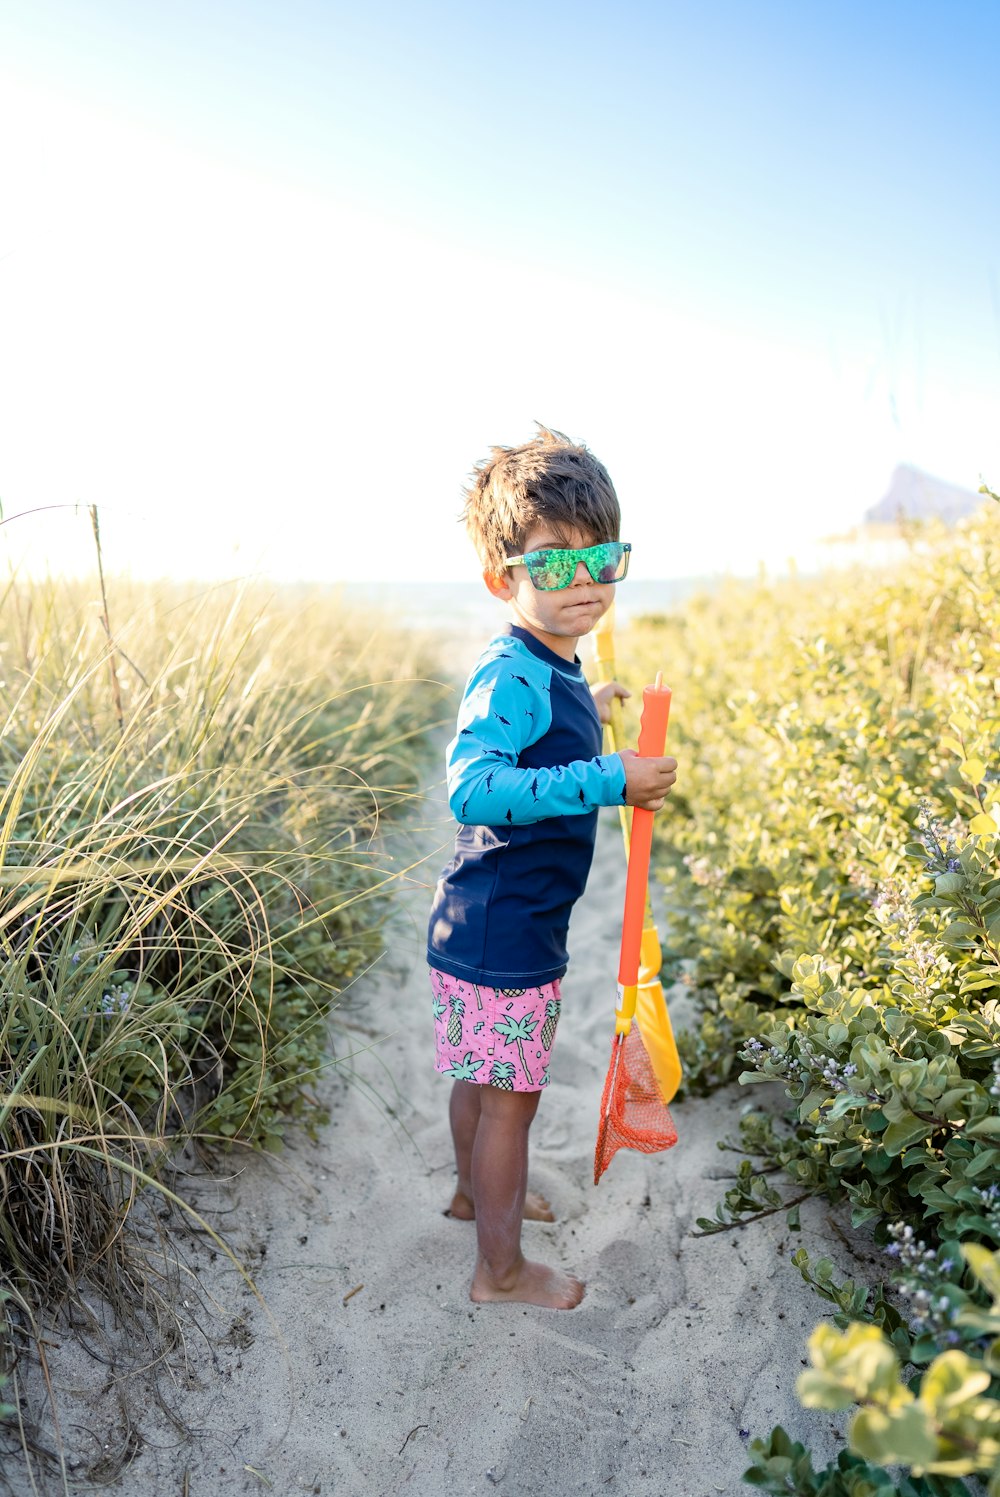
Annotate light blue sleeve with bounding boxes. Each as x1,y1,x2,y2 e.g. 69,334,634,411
446,651,626,825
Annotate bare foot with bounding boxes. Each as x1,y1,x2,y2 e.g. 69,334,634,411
471,1256,585,1309
446,1189,555,1223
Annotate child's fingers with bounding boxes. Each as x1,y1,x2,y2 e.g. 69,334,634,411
620,754,677,807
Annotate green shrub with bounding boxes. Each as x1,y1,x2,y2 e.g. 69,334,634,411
629,504,1000,1094
628,499,1000,1492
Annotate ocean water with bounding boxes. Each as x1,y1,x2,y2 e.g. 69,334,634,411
337,575,720,636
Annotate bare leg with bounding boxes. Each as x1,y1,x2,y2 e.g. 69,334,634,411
469,1087,583,1308
446,1080,554,1221
447,1080,481,1217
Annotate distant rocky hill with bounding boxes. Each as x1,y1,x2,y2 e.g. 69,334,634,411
864,464,981,525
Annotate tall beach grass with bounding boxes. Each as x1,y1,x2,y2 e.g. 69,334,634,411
0,558,448,1463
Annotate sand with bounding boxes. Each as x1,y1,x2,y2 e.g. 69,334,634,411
2,753,859,1497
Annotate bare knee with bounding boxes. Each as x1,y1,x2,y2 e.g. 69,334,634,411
478,1086,541,1129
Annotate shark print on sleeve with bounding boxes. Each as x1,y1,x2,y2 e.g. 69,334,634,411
444,635,624,828
427,625,626,988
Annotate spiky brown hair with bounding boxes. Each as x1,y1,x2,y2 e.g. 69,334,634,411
461,425,621,575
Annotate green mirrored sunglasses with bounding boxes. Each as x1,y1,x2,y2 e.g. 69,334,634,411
504,541,631,591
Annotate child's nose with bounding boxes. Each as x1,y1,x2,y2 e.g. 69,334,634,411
570,560,592,585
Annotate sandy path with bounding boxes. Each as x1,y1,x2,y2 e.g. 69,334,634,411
4,758,854,1497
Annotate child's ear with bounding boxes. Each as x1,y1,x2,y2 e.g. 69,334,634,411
483,569,512,600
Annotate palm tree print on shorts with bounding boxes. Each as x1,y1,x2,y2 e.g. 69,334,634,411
443,1052,485,1081
492,1011,539,1086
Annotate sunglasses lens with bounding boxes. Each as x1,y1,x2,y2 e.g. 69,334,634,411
525,550,574,589
589,543,627,583
585,543,629,583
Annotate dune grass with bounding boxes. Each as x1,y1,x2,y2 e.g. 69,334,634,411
0,560,448,1465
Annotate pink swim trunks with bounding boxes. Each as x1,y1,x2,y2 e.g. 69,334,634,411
429,967,562,1092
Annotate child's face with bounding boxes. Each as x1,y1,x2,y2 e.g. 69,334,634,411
485,525,616,661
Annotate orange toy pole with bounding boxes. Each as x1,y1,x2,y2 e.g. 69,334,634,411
615,676,671,1029
591,609,682,1102
594,671,678,1182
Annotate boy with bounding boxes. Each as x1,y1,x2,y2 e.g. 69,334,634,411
426,427,677,1308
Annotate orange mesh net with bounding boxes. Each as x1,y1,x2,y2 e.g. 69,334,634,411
593,1025,678,1184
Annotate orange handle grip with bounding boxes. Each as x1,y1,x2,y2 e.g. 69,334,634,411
618,679,671,987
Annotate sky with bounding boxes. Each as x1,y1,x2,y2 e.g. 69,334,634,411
1,0,998,583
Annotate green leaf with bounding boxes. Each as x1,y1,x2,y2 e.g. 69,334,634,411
797,1368,857,1411
963,1146,1000,1176
882,1115,933,1156
849,1402,937,1468
919,1348,991,1410
940,920,980,948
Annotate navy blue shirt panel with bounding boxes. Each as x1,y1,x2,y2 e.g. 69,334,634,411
427,625,625,987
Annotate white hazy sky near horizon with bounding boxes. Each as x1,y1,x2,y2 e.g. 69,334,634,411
1,0,998,584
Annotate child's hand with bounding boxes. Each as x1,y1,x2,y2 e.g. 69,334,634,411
618,749,677,811
590,679,630,725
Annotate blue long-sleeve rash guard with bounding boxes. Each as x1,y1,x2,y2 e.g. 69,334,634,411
426,624,627,987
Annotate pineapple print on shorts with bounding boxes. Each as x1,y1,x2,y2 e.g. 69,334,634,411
446,992,465,1047
489,1060,517,1091
540,997,560,1050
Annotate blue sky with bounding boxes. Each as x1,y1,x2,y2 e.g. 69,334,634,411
1,1,998,581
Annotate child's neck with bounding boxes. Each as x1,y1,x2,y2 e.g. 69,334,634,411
508,615,580,664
